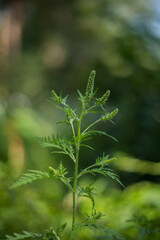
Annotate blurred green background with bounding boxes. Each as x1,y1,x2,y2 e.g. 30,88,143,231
0,0,160,239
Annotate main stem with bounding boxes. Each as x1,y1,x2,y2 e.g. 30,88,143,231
72,114,83,232
72,144,79,231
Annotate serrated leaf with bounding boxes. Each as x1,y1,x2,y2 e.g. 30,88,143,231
11,166,73,191
50,162,73,191
90,224,125,240
51,90,68,106
51,150,69,155
87,110,104,114
6,231,41,240
77,90,85,104
56,223,67,237
81,144,95,151
70,222,84,240
84,130,118,142
96,153,116,165
80,135,92,142
37,135,75,163
78,167,124,187
78,183,96,208
10,170,50,189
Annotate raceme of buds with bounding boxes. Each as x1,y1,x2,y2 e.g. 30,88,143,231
96,90,110,106
84,70,96,105
110,108,118,117
101,108,118,121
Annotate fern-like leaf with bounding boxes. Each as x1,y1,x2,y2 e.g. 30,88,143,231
78,167,124,187
77,90,85,105
78,182,96,208
6,231,41,240
44,226,65,240
81,130,118,143
37,135,75,163
95,153,116,165
56,105,78,125
56,223,67,238
51,90,68,106
70,216,125,240
10,170,50,189
11,165,73,191
81,144,95,151
51,90,78,126
89,224,125,240
49,162,73,191
5,226,66,240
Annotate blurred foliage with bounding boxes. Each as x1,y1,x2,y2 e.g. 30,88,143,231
0,0,160,238
0,162,160,239
0,0,160,166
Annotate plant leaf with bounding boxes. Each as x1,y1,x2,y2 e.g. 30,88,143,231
83,130,118,142
78,167,124,187
51,90,68,106
49,162,73,191
78,183,96,208
11,166,73,191
89,224,125,240
81,144,95,151
10,170,50,189
77,90,85,105
37,135,75,163
6,231,41,240
96,153,116,165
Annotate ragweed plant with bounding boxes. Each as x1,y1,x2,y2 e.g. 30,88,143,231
7,71,124,240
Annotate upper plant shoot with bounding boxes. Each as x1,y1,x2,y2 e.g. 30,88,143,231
9,70,124,240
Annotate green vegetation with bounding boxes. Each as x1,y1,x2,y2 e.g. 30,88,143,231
7,71,124,240
0,1,160,239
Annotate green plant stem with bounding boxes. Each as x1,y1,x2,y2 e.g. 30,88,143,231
82,118,101,135
72,113,83,232
77,163,98,179
72,109,100,233
72,144,79,231
86,104,97,112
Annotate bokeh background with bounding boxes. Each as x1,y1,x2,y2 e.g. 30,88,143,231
0,0,160,239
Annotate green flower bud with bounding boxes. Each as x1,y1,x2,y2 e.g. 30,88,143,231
110,108,118,117
84,70,96,105
49,166,57,175
102,108,118,121
101,113,110,121
95,211,102,219
96,90,110,105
